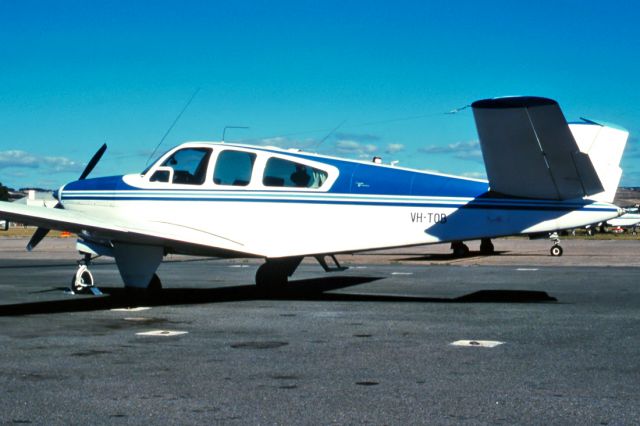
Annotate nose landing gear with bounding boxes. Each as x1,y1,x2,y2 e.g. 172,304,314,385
70,253,101,295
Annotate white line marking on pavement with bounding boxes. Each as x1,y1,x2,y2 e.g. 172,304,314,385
136,330,188,337
450,340,504,348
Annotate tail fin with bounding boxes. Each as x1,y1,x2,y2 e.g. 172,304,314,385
569,121,629,203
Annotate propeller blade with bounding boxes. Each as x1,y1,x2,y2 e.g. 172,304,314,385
26,143,104,251
25,201,63,251
79,143,107,180
27,227,50,251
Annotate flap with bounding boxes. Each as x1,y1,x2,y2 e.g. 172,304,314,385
472,96,603,200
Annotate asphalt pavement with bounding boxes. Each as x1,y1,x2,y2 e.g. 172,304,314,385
1,237,639,424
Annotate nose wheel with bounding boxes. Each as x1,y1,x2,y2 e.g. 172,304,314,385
70,253,99,294
71,264,94,294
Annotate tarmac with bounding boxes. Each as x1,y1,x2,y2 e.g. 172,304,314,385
1,236,639,424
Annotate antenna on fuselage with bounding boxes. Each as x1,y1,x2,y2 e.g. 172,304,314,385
314,119,347,149
222,126,249,142
145,87,201,167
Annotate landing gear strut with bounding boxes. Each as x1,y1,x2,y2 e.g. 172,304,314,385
549,232,563,257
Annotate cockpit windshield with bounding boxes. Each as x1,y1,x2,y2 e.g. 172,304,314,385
149,147,212,185
141,148,172,176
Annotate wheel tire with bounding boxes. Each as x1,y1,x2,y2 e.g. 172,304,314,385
70,270,93,294
550,245,563,257
255,263,287,292
479,239,495,255
453,243,470,257
147,273,162,292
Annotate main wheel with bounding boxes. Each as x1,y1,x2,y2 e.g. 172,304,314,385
255,263,288,291
479,239,495,255
147,273,162,292
452,242,470,257
70,269,93,294
550,245,563,257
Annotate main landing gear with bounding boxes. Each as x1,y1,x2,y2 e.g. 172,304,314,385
479,238,495,255
451,239,496,257
451,241,470,257
255,257,303,292
549,232,563,257
255,255,347,294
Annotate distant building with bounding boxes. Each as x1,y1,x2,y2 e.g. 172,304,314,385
12,190,57,208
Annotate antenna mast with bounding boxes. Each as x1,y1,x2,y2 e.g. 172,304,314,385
222,126,249,142
146,87,201,166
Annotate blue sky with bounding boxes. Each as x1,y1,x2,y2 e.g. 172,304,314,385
1,0,639,189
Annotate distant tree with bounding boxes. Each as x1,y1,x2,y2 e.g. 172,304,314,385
0,183,8,201
19,187,50,192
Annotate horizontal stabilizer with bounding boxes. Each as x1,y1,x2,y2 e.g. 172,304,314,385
472,96,604,200
569,121,629,203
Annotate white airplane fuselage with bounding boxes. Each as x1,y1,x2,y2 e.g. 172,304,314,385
58,142,621,259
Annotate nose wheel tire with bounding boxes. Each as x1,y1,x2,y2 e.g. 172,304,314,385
70,267,94,294
550,245,563,257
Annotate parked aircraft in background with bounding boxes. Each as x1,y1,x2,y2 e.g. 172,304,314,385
605,208,640,233
0,97,629,293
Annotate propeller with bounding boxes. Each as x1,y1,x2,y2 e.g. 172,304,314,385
26,144,107,251
78,143,107,180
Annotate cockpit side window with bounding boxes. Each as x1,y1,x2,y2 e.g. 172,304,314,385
213,150,256,186
151,148,211,185
262,157,328,188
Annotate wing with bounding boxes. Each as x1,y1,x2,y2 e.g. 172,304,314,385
472,96,603,200
0,201,252,257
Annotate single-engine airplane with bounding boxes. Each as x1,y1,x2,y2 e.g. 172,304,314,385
0,96,629,293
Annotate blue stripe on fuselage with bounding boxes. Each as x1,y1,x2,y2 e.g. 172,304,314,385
61,193,616,213
64,175,137,192
59,152,615,213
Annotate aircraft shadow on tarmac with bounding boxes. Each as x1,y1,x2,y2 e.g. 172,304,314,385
0,275,556,316
395,250,508,261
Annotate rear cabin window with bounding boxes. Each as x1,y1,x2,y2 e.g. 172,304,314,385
150,147,211,185
213,150,256,186
262,157,328,188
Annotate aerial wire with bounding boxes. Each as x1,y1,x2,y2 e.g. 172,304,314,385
239,104,471,147
146,87,201,166
313,119,347,149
